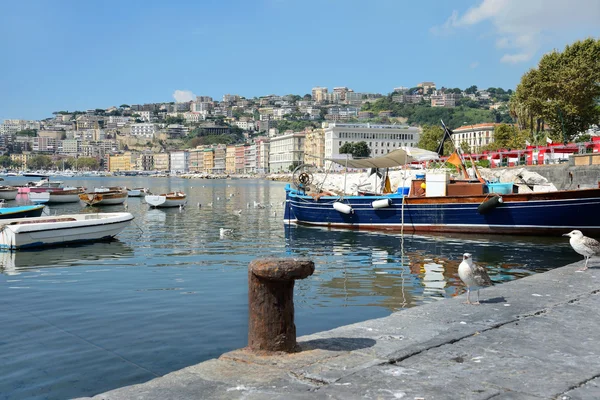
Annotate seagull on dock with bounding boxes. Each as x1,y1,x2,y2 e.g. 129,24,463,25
458,253,493,305
563,230,600,271
234,209,242,215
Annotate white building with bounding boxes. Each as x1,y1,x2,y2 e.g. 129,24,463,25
130,123,156,138
269,132,304,172
324,123,420,168
451,123,500,153
170,151,189,173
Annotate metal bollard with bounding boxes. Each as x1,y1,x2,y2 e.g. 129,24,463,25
248,258,315,353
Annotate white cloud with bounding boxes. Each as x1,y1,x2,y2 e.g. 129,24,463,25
173,90,196,103
434,0,600,63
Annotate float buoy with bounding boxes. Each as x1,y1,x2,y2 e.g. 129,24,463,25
477,195,503,214
333,202,353,214
372,198,392,209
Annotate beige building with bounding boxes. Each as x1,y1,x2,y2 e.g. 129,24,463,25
451,123,501,153
153,153,170,172
303,128,325,167
225,145,236,174
311,87,328,103
108,152,137,172
203,148,214,173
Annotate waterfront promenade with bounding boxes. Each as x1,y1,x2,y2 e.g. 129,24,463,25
80,259,600,400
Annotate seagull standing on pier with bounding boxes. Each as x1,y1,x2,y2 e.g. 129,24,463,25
458,253,493,305
563,230,600,271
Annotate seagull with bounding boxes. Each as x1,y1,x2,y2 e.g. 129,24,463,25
234,209,242,215
124,202,128,210
219,228,233,238
563,230,600,271
207,202,213,207
179,204,185,211
197,202,201,208
458,253,493,305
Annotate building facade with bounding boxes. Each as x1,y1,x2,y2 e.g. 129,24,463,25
451,123,501,153
269,132,305,172
170,151,189,173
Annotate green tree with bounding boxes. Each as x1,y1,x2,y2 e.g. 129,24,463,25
16,128,37,137
120,104,130,108
28,155,53,170
417,125,444,152
465,85,478,94
512,38,600,141
339,141,371,158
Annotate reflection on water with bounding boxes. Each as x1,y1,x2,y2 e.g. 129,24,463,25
0,177,583,400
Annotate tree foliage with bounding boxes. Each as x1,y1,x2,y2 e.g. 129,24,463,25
16,129,37,137
339,141,371,158
27,155,53,170
511,38,600,142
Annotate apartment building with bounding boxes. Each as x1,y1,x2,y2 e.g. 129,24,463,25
311,87,328,103
108,152,137,172
33,136,57,153
188,148,204,173
203,148,214,173
130,123,157,138
235,145,246,173
269,131,305,172
153,153,170,172
10,153,34,169
255,137,270,174
60,139,81,155
170,151,189,174
324,123,420,167
213,145,226,174
303,128,325,167
244,144,256,174
451,123,501,153
225,145,236,174
431,92,457,108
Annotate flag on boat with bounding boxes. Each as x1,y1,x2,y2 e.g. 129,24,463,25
437,121,454,156
546,137,553,144
446,151,462,167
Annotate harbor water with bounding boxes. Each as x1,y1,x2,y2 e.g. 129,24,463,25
0,176,583,399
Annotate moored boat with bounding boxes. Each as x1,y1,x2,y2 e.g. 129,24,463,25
79,190,128,206
0,204,46,219
0,212,133,250
145,192,187,208
126,187,150,197
284,148,600,236
0,186,18,200
29,188,84,204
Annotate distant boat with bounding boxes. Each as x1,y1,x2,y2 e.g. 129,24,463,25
126,187,150,197
0,204,45,219
0,186,18,200
0,212,133,250
79,189,128,206
146,192,187,208
22,173,49,178
29,188,84,204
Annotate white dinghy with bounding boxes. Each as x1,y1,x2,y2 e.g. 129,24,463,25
145,192,187,208
0,212,134,250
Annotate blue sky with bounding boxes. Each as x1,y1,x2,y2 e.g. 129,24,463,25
1,0,598,121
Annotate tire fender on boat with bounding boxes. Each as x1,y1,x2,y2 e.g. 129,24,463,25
477,195,503,214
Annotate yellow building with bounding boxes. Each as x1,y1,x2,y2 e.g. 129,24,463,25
203,148,214,173
108,152,137,172
10,153,34,170
225,145,236,174
304,128,325,167
153,153,170,172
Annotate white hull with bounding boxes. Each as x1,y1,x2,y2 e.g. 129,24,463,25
0,212,134,250
29,191,81,204
146,193,187,208
127,190,142,197
0,189,18,200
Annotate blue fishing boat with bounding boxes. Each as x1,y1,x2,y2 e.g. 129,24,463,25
283,148,600,236
0,204,46,219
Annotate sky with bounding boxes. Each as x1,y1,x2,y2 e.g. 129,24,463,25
1,0,598,121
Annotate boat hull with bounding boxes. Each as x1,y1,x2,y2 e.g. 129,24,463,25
0,205,45,219
285,186,600,236
30,190,82,204
0,212,133,250
0,189,18,200
146,193,187,208
79,192,128,206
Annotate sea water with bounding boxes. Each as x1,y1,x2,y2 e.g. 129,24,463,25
0,176,581,399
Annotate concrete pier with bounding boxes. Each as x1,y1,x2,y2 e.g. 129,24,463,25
78,259,600,399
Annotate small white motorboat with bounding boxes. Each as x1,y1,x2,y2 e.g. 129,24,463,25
0,212,134,250
146,192,187,208
126,187,150,197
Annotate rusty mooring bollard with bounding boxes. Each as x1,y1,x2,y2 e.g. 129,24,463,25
248,258,315,353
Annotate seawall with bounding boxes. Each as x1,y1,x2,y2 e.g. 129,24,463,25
78,258,600,399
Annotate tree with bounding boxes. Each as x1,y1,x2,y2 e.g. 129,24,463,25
465,85,478,95
16,128,37,137
512,38,600,141
120,104,130,108
28,155,53,170
339,141,371,158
